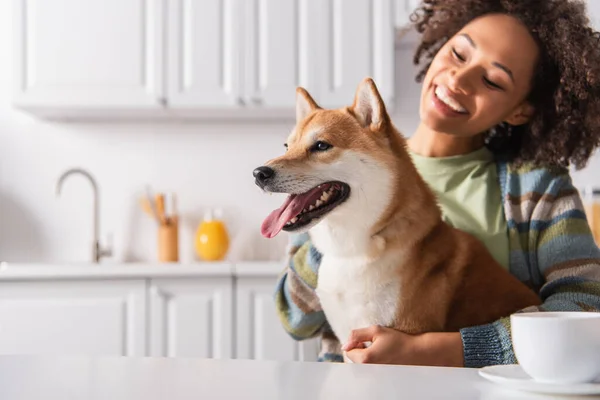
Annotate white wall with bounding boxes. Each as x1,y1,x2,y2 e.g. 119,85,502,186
0,4,597,264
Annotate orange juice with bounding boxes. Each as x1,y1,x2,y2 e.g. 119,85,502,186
582,187,600,246
195,210,229,261
585,203,600,245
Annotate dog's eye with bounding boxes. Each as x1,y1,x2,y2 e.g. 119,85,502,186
284,143,288,151
311,141,332,152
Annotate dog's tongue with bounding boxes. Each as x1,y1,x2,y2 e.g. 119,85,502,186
262,185,332,238
261,185,329,238
261,194,305,238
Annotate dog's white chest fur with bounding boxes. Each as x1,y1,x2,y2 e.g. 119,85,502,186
315,251,401,345
302,149,400,345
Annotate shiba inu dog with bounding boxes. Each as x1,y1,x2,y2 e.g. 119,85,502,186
253,78,541,359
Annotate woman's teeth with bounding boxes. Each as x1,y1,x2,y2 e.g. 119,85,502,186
435,86,467,113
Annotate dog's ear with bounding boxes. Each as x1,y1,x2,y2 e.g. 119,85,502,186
296,87,319,123
351,77,389,131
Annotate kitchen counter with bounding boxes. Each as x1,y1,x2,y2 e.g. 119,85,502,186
0,261,284,280
0,355,510,400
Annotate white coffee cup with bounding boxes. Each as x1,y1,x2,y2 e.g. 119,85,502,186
511,312,600,384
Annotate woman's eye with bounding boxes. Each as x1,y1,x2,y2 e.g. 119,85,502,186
483,77,504,91
311,141,332,152
452,48,466,62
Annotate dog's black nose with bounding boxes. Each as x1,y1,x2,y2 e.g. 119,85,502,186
253,166,275,186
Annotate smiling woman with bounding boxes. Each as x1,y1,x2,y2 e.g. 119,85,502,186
412,0,600,166
272,0,600,369
418,14,539,142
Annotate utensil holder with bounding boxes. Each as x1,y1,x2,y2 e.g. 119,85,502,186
158,218,179,262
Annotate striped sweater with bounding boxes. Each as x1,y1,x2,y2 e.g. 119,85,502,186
273,160,600,367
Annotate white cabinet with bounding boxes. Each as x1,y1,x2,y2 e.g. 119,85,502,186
0,279,146,356
312,0,394,108
236,275,319,362
166,0,316,111
12,0,395,120
12,0,164,111
241,0,318,109
0,264,317,362
149,277,233,359
166,0,242,108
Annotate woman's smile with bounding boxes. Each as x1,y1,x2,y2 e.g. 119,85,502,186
431,84,469,117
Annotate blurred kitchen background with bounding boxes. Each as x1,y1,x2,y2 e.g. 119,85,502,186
3,0,600,265
1,0,422,264
0,0,599,361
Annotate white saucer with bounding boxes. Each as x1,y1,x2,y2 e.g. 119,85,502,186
479,364,600,395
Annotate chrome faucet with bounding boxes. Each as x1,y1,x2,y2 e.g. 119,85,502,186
56,168,112,263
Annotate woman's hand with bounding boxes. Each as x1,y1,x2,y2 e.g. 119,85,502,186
342,325,465,367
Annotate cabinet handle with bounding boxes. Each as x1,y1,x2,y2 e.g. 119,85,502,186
159,97,168,107
251,97,263,106
237,97,246,106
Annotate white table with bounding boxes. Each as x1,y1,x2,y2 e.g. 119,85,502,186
0,355,538,399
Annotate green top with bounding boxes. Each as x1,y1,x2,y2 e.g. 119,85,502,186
408,146,509,270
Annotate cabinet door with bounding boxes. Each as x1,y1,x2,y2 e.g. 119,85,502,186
242,0,317,108
166,0,243,108
313,0,395,109
12,0,164,109
0,279,146,356
236,276,319,362
149,277,233,359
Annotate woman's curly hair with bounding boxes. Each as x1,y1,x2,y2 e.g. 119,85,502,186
411,0,600,169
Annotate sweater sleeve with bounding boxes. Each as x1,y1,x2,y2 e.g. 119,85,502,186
273,233,328,340
460,172,600,368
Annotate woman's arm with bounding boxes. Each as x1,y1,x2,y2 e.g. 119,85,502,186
273,233,328,340
460,171,600,367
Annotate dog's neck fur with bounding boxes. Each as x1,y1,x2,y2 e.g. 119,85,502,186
309,128,442,261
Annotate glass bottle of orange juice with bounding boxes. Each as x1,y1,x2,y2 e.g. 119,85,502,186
195,208,230,261
583,187,600,246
